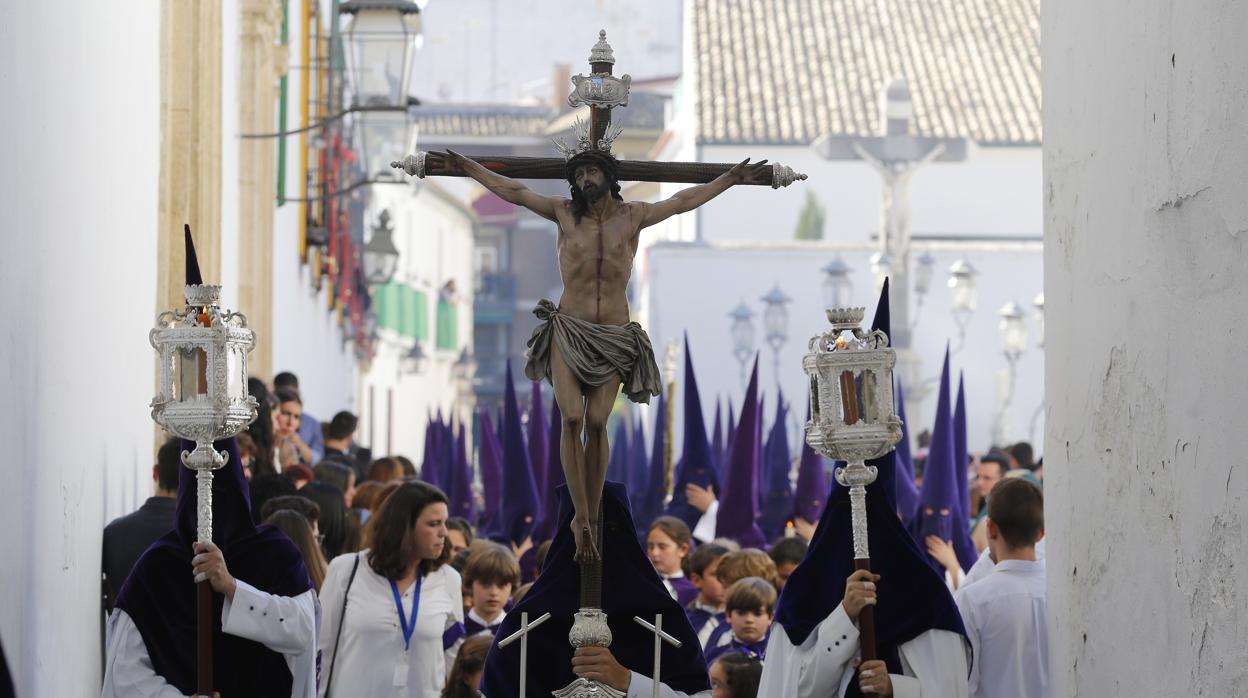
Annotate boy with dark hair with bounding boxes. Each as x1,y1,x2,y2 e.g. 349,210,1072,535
768,536,808,591
686,542,731,648
704,577,777,665
955,478,1046,698
461,543,521,638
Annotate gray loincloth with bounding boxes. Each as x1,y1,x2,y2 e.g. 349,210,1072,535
524,299,662,404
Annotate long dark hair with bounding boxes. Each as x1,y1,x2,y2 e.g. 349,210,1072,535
566,151,623,223
247,377,277,477
265,509,328,591
298,481,350,559
713,650,763,698
367,481,451,579
442,635,491,698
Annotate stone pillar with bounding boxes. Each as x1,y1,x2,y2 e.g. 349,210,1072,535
157,0,223,312
238,0,286,381
1044,0,1248,694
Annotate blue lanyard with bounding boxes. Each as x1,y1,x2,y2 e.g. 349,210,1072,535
389,575,423,651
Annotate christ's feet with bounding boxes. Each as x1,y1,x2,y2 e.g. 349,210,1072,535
571,518,600,563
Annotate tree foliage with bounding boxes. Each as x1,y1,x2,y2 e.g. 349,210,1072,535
794,190,826,240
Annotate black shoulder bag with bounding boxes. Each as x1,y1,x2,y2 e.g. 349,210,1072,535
324,552,362,697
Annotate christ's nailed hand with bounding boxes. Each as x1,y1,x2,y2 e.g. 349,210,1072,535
192,541,238,600
440,148,470,175
727,157,771,185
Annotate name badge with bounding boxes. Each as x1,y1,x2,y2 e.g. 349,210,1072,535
394,659,409,687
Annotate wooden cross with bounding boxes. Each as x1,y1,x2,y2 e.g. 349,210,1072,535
497,611,552,698
633,614,683,698
392,30,808,189
812,79,968,350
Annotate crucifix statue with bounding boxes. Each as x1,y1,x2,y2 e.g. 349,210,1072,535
813,78,967,404
393,30,806,564
814,78,967,351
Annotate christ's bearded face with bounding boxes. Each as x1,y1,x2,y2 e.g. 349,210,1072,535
574,163,608,202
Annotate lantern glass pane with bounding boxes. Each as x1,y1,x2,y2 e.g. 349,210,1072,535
227,348,243,400
1002,318,1028,354
861,369,880,424
356,110,411,180
914,256,935,295
731,320,753,353
345,11,414,107
809,375,821,420
838,369,859,425
177,348,205,402
950,277,977,312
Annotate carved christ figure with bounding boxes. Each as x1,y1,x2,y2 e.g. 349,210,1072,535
851,142,946,251
435,148,770,562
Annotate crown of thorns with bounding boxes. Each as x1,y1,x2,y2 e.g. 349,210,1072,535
565,150,620,186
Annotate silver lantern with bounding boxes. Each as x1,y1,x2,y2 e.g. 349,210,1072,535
803,306,902,559
150,283,258,543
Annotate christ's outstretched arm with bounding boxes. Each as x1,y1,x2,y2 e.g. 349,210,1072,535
638,158,772,228
431,149,565,222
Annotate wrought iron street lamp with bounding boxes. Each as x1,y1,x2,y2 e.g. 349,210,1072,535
340,0,426,108
728,301,755,388
363,209,401,285
354,107,415,181
822,256,852,311
341,0,426,180
760,285,792,388
947,258,978,351
402,340,427,375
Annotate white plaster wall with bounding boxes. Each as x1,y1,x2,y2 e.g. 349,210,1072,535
267,0,359,421
359,180,477,460
695,144,1042,243
642,241,1044,458
1044,0,1248,694
0,2,162,694
270,202,359,422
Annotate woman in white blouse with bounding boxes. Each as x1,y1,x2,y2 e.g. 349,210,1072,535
319,481,465,697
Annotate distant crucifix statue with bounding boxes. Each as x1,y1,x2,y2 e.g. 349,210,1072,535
394,31,807,565
814,78,967,351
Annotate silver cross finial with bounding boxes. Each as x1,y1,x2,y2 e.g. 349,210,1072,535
633,615,683,698
498,611,552,698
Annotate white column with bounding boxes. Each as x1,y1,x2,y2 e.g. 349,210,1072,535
1044,0,1248,695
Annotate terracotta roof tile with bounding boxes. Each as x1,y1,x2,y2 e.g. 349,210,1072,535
690,0,1040,145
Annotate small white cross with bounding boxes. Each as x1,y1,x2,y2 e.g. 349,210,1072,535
498,611,552,698
633,614,683,698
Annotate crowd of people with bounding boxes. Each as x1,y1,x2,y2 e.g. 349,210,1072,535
99,364,1048,698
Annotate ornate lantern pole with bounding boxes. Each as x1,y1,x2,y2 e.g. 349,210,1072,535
803,306,902,666
149,227,259,695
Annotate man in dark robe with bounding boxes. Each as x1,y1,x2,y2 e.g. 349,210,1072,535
103,437,316,696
